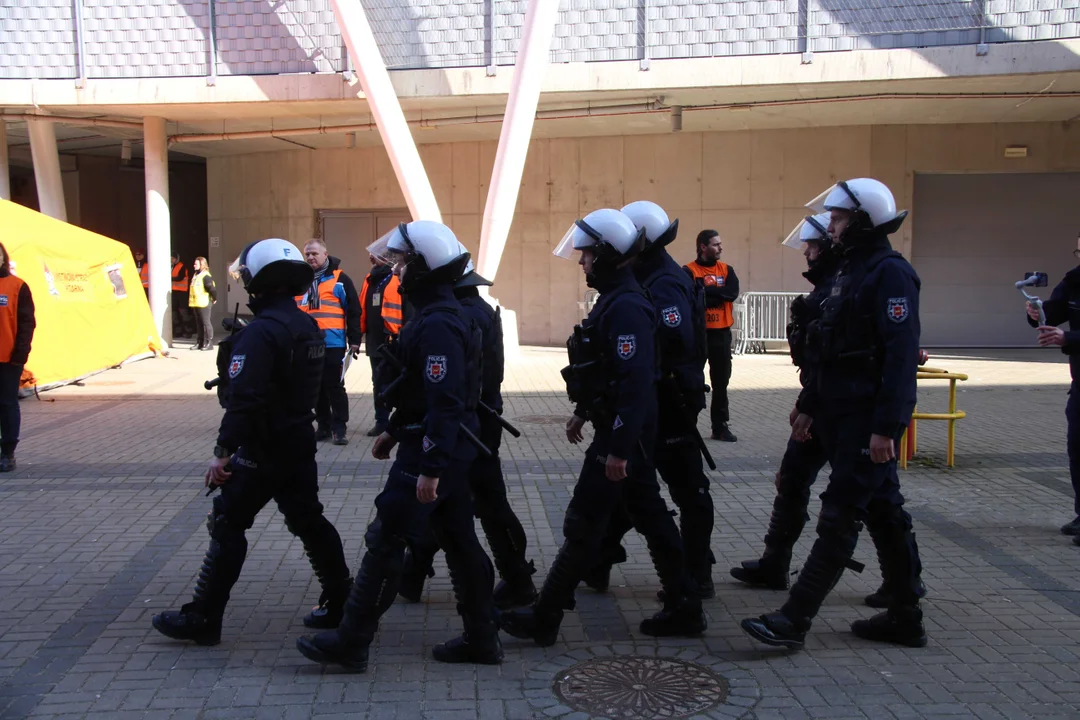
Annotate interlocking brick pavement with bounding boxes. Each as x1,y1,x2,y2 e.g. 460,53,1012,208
0,342,1079,719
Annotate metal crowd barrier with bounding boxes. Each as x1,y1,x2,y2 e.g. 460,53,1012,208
733,292,803,355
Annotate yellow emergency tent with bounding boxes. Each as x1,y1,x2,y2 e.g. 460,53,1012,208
0,200,163,392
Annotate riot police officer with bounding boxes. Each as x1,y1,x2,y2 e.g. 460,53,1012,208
500,208,706,646
741,179,927,650
151,238,351,646
584,201,716,597
296,221,501,671
398,249,538,609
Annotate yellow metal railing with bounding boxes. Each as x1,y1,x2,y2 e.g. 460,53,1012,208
899,366,968,469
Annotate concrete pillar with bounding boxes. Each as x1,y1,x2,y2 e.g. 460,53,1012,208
476,0,560,283
0,123,10,201
329,0,441,222
26,118,66,221
143,116,173,346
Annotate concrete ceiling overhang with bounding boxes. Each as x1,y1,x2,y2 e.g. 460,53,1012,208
3,44,1080,159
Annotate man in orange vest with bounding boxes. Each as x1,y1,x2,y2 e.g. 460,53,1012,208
684,229,740,442
171,252,194,339
359,253,395,436
0,241,35,472
134,248,149,293
298,239,363,445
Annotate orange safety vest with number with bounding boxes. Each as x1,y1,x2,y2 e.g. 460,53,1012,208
296,269,347,333
171,262,189,292
684,260,733,330
380,275,404,335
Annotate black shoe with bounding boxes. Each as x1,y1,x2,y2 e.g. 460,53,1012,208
1072,534,1080,547
639,599,707,638
1060,517,1080,536
493,576,538,611
316,427,332,442
497,606,562,647
711,425,737,442
303,582,351,629
189,344,203,351
151,604,222,646
851,607,927,648
201,345,214,352
740,611,808,650
864,580,927,609
365,426,381,437
432,625,504,665
332,431,349,446
0,455,15,473
730,559,790,591
296,630,370,672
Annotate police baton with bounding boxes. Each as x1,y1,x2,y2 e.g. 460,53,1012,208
478,400,522,438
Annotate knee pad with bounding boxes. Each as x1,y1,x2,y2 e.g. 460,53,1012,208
562,508,592,542
669,482,713,514
815,503,863,553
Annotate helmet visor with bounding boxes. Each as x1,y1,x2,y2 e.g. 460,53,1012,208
805,185,835,213
367,225,414,269
782,220,808,250
553,220,600,259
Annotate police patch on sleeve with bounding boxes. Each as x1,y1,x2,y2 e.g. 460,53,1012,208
661,306,682,328
612,415,623,430
886,297,910,324
616,335,636,360
228,355,245,378
426,355,448,383
422,436,436,453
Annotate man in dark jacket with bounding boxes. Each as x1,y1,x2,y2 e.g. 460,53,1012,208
298,240,363,445
1028,237,1080,540
0,241,35,472
360,254,395,436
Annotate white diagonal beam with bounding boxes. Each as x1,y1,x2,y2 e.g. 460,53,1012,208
329,0,440,222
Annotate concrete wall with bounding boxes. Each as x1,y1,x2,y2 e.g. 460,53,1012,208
206,120,1080,346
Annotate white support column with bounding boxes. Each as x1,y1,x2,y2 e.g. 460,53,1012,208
26,118,67,221
476,0,560,284
329,0,440,222
0,122,9,201
144,117,173,346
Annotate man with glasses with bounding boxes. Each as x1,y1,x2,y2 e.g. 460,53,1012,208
1027,233,1080,541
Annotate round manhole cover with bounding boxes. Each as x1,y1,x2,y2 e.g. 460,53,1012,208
553,656,729,719
514,415,567,425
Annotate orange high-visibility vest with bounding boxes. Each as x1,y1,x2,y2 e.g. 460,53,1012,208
171,262,189,292
296,269,346,332
0,274,25,363
685,260,734,330
380,275,404,335
138,263,149,289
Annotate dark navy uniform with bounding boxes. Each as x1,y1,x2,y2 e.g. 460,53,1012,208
501,265,703,646
152,294,351,645
400,287,536,608
1028,267,1080,527
590,249,715,593
780,233,924,628
297,281,497,670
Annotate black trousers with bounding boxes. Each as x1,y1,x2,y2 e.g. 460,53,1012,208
705,328,733,429
194,305,213,349
0,362,21,457
316,348,350,434
1067,386,1080,517
172,292,195,337
369,355,390,428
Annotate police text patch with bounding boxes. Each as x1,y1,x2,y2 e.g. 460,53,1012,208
228,355,245,378
661,306,681,328
616,334,636,360
426,355,447,383
0,295,9,307
886,297,910,324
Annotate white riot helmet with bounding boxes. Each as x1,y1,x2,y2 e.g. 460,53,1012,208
453,240,493,289
782,213,832,250
554,208,645,260
621,200,679,249
806,178,907,239
367,220,470,292
231,238,312,295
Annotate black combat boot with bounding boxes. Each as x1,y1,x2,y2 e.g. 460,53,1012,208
303,580,352,629
740,611,810,650
863,504,926,610
731,482,808,590
152,537,244,646
296,548,401,672
493,560,538,611
499,541,582,647
640,593,707,637
296,520,352,629
864,580,927,609
851,606,927,648
433,612,504,664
